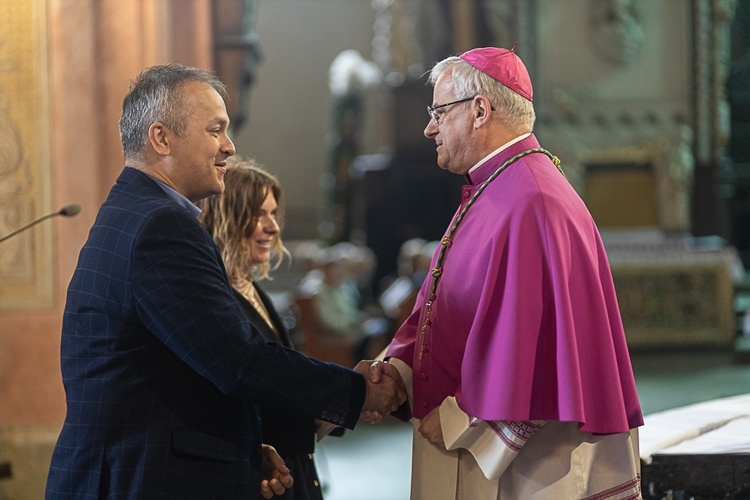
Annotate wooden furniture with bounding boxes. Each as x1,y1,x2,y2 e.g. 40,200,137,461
0,461,10,479
293,296,356,368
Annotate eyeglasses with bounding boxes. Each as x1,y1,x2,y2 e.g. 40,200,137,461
427,96,475,124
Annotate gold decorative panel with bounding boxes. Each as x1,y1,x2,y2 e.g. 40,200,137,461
584,163,659,228
608,246,737,349
0,0,53,309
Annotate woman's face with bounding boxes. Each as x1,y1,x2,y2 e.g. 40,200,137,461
247,189,280,267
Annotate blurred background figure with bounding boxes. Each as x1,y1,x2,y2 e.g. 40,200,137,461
294,240,328,299
322,49,381,243
199,157,328,500
294,242,390,367
379,239,438,328
340,243,379,314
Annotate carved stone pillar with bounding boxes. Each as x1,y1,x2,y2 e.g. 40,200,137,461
692,0,738,237
211,0,261,133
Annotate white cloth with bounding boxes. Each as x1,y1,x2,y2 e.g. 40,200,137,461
639,393,750,463
389,359,642,499
440,396,546,481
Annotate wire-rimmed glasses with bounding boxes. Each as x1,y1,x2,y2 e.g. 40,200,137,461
426,96,475,124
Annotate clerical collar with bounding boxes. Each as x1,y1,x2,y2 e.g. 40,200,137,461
468,132,532,177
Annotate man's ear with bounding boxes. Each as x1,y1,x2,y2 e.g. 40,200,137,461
148,122,170,156
473,96,492,128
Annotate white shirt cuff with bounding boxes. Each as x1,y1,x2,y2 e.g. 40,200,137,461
386,357,413,414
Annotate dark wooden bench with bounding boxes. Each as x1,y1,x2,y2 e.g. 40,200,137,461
0,461,11,479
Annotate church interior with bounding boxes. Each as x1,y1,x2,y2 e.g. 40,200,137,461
1,0,750,497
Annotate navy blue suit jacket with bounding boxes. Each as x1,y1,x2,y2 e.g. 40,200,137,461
46,167,365,499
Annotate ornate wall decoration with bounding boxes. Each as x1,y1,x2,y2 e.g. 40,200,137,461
482,0,519,49
0,0,53,309
372,0,452,78
481,0,536,63
607,244,737,348
693,0,737,166
588,0,645,65
542,108,695,231
371,0,535,78
535,0,700,233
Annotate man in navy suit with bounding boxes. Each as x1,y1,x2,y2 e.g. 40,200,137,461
45,64,405,499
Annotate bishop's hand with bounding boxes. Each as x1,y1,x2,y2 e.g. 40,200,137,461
355,359,407,423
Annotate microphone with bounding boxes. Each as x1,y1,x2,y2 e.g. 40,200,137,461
0,204,81,244
59,204,81,217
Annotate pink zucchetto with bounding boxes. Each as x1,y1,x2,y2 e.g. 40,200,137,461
459,42,533,102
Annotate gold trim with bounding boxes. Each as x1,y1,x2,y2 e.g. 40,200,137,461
0,0,54,309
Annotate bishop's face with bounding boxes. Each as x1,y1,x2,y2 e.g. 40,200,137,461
423,71,477,176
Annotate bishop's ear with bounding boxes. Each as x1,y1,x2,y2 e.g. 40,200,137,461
473,95,493,125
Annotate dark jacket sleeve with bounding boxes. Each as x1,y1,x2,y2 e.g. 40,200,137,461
132,207,365,429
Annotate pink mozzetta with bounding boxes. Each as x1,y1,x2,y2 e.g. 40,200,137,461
387,134,643,434
459,44,533,101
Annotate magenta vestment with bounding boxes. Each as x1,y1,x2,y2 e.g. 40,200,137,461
387,134,643,434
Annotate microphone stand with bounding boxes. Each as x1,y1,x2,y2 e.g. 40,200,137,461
0,204,81,244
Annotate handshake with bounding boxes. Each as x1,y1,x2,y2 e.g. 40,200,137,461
355,360,407,423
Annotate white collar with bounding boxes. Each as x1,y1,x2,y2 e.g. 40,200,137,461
468,133,532,175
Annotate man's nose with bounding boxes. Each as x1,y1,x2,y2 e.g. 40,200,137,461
223,135,236,156
424,120,437,138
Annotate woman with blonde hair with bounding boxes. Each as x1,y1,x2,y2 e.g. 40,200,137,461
199,157,325,500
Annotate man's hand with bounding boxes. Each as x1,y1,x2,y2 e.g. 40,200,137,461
354,360,407,423
417,406,444,446
369,359,407,407
260,444,293,499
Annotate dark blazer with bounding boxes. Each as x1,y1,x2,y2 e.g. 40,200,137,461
46,167,364,499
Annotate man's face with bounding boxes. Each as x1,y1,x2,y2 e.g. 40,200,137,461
166,82,235,202
423,72,475,176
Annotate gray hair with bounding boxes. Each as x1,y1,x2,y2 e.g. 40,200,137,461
428,56,535,134
119,64,228,162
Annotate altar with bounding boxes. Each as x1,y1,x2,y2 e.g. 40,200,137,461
603,230,744,349
640,393,750,497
